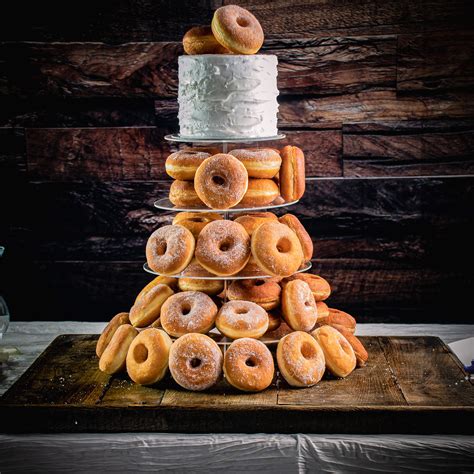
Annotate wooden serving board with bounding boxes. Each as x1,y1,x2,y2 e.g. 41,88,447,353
1,335,473,434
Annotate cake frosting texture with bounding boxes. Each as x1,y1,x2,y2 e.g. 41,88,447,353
178,55,279,139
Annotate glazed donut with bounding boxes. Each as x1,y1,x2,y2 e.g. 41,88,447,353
233,212,277,236
179,259,224,296
239,179,280,207
96,312,130,357
160,291,218,338
194,154,248,209
130,283,174,328
283,273,331,302
316,301,329,319
337,327,368,367
172,211,222,239
224,338,274,391
146,225,195,275
316,308,356,334
169,333,223,391
267,311,282,332
280,146,305,202
216,300,269,339
276,331,326,387
98,324,138,375
278,214,313,262
135,275,179,303
169,180,204,208
229,148,281,179
126,328,173,385
236,255,268,278
227,278,281,310
212,5,264,55
251,221,304,277
183,25,231,55
165,150,211,181
281,279,318,332
195,220,251,276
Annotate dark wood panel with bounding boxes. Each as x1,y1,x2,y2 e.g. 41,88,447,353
0,127,26,177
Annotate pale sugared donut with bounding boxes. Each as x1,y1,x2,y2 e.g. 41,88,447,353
216,300,269,339
316,307,356,334
239,179,280,207
195,220,251,276
212,5,264,55
311,325,356,378
173,212,222,239
276,331,326,387
282,279,318,332
160,291,218,338
227,278,281,311
165,150,211,181
229,148,281,178
169,180,204,208
316,301,329,319
233,212,277,236
251,221,304,277
282,273,331,302
280,146,305,202
96,312,130,357
278,214,313,262
337,327,368,367
130,283,174,328
146,225,195,275
224,338,274,392
267,311,282,332
194,154,248,209
178,259,224,296
135,276,179,304
183,25,231,55
169,333,223,391
99,324,138,375
126,328,173,385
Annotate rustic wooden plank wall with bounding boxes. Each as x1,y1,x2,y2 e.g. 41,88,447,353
1,0,474,323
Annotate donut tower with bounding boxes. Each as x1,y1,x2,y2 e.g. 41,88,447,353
96,5,369,392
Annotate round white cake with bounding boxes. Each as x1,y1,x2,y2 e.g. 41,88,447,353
178,54,279,139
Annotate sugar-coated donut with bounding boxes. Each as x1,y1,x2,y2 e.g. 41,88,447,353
96,312,130,357
196,220,251,276
227,278,281,311
212,5,264,55
251,221,304,277
169,180,204,208
311,325,356,378
224,338,274,391
194,154,248,209
229,148,281,178
160,291,218,338
126,328,173,385
173,211,222,239
99,324,138,375
280,146,305,202
183,25,231,55
216,300,269,339
276,331,325,387
165,150,211,181
169,333,223,391
283,273,331,302
146,225,195,275
278,214,313,262
239,179,280,207
135,275,179,303
130,283,174,328
282,279,318,332
233,212,278,236
316,301,329,319
316,307,356,334
267,311,282,332
179,259,224,296
337,327,368,367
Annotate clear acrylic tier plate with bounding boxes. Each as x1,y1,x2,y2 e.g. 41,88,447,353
165,134,286,144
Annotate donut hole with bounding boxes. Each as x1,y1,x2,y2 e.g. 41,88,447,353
255,280,265,286
304,300,312,307
156,241,167,256
212,175,226,186
219,239,233,252
189,357,202,368
237,16,249,27
341,339,352,355
245,357,257,367
181,304,192,316
235,308,249,315
134,344,148,363
300,342,316,360
276,237,291,253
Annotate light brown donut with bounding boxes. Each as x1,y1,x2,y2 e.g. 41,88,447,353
267,311,282,332
229,148,281,178
216,300,269,339
251,221,304,277
130,283,174,328
98,324,138,375
283,273,331,302
172,212,222,239
212,5,264,55
160,291,218,338
278,214,313,262
280,146,305,202
281,279,318,332
135,275,179,303
165,150,211,180
224,338,274,391
226,278,281,310
183,25,231,55
239,179,280,207
316,301,329,319
169,180,204,208
236,255,268,278
311,325,356,378
126,328,173,385
194,154,248,209
169,333,223,391
337,327,369,367
195,220,251,276
316,307,356,334
233,212,278,236
96,312,130,357
178,259,224,296
276,331,326,387
146,225,195,275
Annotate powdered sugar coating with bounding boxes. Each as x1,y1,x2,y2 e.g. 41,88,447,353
229,148,281,179
216,300,269,339
282,279,318,332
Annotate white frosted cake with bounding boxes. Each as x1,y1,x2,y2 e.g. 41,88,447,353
178,54,279,139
